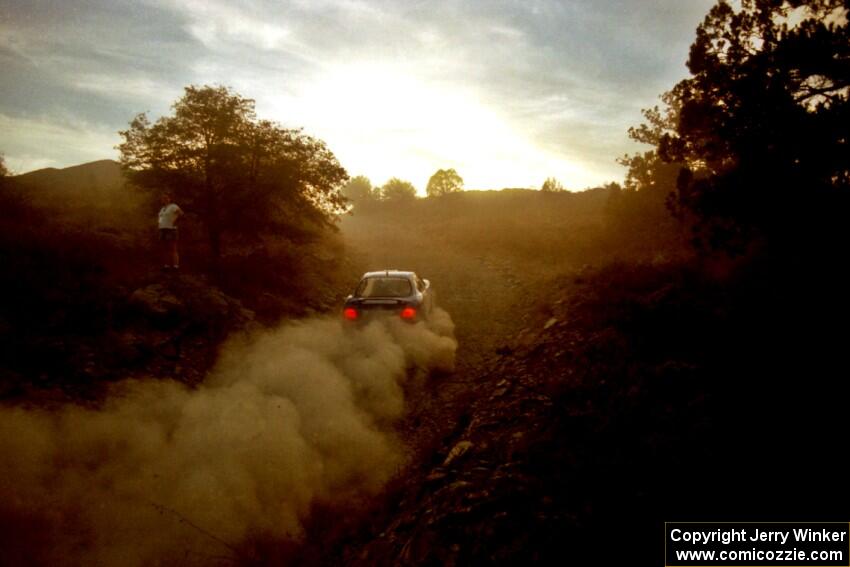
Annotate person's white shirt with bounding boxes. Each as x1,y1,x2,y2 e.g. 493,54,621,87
158,203,183,229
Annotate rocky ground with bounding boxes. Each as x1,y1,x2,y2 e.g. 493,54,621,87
297,248,850,565
4,184,847,565
308,218,616,565
0,271,257,401
330,263,704,565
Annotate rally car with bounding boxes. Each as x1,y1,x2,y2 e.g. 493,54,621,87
343,270,434,323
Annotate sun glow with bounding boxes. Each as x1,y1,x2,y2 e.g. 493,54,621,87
274,62,599,191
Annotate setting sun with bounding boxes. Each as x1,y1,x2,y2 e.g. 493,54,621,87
280,61,598,191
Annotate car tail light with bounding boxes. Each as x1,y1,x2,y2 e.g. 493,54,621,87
343,307,359,321
400,307,417,320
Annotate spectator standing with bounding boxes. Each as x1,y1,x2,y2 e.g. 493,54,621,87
158,194,183,270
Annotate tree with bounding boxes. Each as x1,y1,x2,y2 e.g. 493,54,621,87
118,85,348,260
425,168,463,197
379,178,417,202
0,155,7,198
657,0,850,252
541,177,565,192
618,91,685,195
342,175,375,205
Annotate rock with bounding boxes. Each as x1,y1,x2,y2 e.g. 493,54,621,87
426,470,448,483
491,387,508,399
129,284,184,318
178,277,244,322
515,328,536,347
443,441,474,466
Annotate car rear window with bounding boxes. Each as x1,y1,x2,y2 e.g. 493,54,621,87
356,277,412,298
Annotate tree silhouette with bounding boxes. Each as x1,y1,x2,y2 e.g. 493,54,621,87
342,175,375,205
379,178,417,202
0,155,8,179
541,177,565,192
657,0,850,252
426,168,463,197
619,92,684,195
119,85,348,260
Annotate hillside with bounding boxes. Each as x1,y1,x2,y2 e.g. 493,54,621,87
0,160,350,401
10,160,149,236
2,162,847,565
0,163,682,564
284,193,849,565
296,248,850,565
14,159,124,192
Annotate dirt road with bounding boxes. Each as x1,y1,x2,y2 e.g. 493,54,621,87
312,212,585,564
340,213,556,437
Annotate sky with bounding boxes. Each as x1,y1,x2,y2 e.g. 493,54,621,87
0,0,716,192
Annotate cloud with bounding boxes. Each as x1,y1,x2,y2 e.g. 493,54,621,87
0,113,120,173
168,0,294,52
70,73,175,103
0,0,716,184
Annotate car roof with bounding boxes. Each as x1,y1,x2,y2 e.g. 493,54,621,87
362,270,416,279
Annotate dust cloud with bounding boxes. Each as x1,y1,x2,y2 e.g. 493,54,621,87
0,310,456,566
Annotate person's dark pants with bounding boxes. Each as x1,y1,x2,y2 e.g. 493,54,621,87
158,228,179,267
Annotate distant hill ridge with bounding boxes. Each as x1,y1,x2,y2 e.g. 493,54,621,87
8,159,148,233
13,159,125,194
